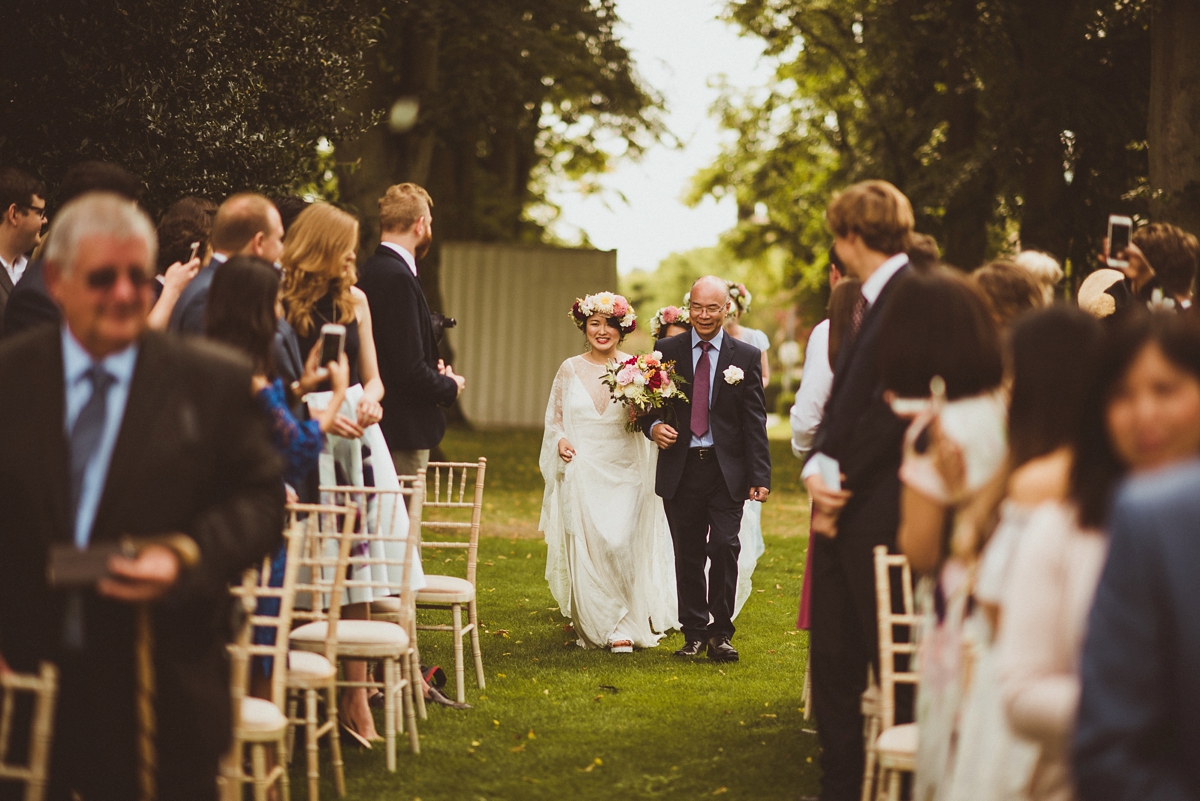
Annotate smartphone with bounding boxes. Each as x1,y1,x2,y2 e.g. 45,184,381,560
188,240,201,262
1107,215,1133,268
47,542,132,587
889,376,947,418
318,323,346,368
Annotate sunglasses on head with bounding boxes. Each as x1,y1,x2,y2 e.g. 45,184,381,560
85,266,151,291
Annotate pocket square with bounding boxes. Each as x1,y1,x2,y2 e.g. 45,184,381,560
723,366,744,385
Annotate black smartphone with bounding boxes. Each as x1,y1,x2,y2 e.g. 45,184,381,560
47,542,131,588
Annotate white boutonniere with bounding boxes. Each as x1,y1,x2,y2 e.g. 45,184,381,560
723,366,745,385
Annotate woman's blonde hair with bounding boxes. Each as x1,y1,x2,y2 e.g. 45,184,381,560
280,203,359,337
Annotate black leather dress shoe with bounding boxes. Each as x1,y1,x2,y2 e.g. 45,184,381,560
707,637,739,663
673,640,706,657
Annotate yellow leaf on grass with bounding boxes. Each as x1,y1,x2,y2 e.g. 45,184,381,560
527,729,536,739
713,788,728,795
511,744,525,753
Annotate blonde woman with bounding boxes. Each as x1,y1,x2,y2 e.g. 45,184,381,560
280,203,391,744
281,203,384,434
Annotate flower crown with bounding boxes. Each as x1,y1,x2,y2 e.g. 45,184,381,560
650,305,690,333
570,291,637,335
726,281,752,313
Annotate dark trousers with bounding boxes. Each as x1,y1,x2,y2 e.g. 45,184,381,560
662,449,744,642
809,533,913,801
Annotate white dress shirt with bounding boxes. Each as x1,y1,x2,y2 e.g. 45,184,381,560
380,241,418,277
790,319,832,459
0,253,28,286
62,327,139,548
801,253,909,481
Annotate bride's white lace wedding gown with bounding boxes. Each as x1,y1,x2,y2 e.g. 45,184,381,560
539,355,679,648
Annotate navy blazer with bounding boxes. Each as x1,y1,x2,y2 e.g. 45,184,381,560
356,244,458,451
168,259,218,334
1074,459,1200,801
642,331,772,501
809,263,910,548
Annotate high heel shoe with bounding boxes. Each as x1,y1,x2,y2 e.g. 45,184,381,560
339,721,373,749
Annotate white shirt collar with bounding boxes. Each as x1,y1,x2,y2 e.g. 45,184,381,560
860,253,909,305
691,327,725,351
0,253,28,285
380,242,418,277
209,252,229,266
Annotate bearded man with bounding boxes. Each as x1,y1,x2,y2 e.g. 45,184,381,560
356,183,464,478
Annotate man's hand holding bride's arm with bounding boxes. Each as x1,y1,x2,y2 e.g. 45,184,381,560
805,472,852,538
558,438,576,462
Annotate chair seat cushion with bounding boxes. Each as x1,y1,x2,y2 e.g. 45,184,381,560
290,619,409,649
287,650,335,681
876,723,918,758
241,697,287,734
414,574,475,604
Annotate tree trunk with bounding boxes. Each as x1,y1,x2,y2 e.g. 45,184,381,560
1149,0,1200,234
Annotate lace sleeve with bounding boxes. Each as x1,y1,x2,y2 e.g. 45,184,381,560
256,378,324,488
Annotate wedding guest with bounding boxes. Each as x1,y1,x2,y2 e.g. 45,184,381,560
906,231,941,271
790,275,861,636
270,194,311,234
145,196,213,330
0,167,46,334
1132,222,1200,309
3,161,143,338
999,311,1200,801
280,201,390,738
651,305,690,339
0,192,283,798
1014,250,1065,304
802,180,915,801
946,307,1100,801
541,293,678,652
168,193,284,334
877,270,1005,800
972,259,1044,331
724,281,770,387
357,183,463,481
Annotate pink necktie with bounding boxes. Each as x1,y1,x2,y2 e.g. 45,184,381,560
692,341,712,438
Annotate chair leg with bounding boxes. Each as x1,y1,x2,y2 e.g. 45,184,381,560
278,736,291,801
801,648,812,721
452,603,466,704
305,688,321,801
286,693,298,763
401,658,420,755
325,682,345,797
861,716,879,801
886,769,902,801
469,599,485,689
251,744,268,801
411,647,427,721
383,657,397,771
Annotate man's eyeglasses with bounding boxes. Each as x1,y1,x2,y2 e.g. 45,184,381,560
85,266,151,291
18,204,47,221
688,302,727,316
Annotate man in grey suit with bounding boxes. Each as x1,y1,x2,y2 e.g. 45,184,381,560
0,167,46,333
1074,459,1200,801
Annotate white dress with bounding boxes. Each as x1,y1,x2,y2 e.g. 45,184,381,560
539,356,679,648
729,326,769,619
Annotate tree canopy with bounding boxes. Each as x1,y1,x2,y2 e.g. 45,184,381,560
0,0,379,213
691,0,1153,294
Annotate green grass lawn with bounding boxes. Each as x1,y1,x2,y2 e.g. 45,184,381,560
296,428,816,800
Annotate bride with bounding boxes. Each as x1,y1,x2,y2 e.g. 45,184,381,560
539,292,679,652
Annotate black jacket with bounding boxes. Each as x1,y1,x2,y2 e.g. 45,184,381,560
0,327,284,790
356,244,458,450
810,263,911,547
1,259,60,338
642,331,772,501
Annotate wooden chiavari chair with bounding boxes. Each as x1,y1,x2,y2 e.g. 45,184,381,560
295,481,424,771
0,662,58,801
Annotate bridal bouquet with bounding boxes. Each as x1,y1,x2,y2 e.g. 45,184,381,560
602,351,687,432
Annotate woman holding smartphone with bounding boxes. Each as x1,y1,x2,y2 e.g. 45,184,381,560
281,202,385,438
280,202,390,744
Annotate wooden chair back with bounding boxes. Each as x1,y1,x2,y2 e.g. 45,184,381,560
319,479,425,630
420,459,487,585
288,503,359,666
872,545,918,730
0,662,58,801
